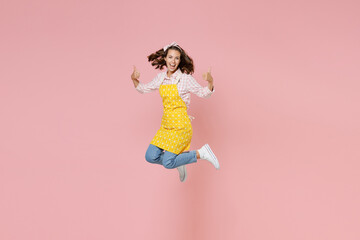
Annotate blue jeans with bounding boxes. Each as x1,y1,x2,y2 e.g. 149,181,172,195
145,144,197,169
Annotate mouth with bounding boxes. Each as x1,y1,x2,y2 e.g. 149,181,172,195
169,63,176,68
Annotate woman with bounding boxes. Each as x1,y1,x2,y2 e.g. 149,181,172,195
131,42,219,182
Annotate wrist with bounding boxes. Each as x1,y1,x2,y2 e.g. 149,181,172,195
208,83,214,91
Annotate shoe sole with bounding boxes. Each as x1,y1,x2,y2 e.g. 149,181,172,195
181,167,187,182
178,166,187,182
204,144,220,169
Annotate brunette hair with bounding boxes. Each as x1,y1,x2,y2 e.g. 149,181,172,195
147,45,195,75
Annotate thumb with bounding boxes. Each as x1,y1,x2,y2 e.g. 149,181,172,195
208,66,212,73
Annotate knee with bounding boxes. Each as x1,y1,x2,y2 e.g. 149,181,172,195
162,156,176,169
145,148,158,163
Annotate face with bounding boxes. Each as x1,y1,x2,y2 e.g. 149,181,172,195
165,49,181,74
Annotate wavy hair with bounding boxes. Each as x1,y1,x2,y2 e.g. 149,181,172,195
147,45,194,75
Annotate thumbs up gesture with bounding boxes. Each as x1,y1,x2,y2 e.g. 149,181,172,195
202,67,213,84
131,65,140,80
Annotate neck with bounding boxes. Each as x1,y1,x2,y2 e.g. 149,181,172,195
167,68,180,77
167,70,175,77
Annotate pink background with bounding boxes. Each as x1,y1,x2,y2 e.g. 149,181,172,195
1,0,360,239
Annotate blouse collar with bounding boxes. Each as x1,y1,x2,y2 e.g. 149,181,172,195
164,68,182,81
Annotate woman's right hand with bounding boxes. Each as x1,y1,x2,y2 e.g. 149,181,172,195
131,65,140,80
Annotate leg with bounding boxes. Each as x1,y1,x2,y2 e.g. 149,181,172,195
145,144,165,165
162,150,197,169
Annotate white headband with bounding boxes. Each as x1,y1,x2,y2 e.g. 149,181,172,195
163,41,181,52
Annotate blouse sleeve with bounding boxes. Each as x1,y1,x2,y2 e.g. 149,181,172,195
135,73,162,94
187,75,214,98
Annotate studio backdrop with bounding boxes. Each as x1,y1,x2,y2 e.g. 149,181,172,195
1,0,360,239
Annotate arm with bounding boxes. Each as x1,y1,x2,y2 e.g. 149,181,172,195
131,66,161,94
187,69,215,98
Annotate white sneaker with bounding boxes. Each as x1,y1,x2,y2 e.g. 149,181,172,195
177,165,187,182
198,144,220,169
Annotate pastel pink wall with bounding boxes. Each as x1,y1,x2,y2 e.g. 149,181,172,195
1,0,359,239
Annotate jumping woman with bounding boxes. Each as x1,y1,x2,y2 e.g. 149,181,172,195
131,42,219,182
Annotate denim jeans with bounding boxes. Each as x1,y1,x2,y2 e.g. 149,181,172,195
145,144,197,169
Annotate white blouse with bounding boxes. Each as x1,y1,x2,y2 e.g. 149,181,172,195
135,68,214,109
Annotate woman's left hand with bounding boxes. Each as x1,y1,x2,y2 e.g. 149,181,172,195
203,67,214,91
202,67,213,84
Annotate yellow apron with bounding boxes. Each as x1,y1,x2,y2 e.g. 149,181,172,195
150,83,192,154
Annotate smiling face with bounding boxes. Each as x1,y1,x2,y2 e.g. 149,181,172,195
164,49,181,75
